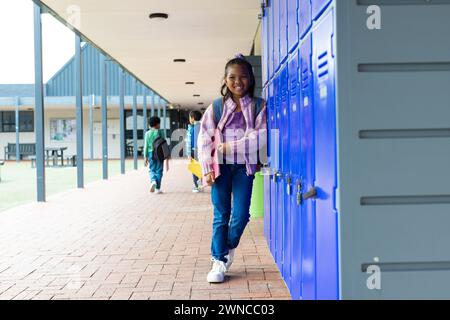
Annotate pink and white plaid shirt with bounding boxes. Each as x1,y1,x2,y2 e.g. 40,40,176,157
197,95,267,179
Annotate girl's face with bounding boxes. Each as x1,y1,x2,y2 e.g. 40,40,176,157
225,64,251,99
189,116,195,124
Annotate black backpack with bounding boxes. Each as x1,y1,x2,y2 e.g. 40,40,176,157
152,136,171,162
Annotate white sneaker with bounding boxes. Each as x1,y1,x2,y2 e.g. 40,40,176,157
225,249,235,271
150,181,157,193
155,189,163,194
192,187,200,193
207,259,227,283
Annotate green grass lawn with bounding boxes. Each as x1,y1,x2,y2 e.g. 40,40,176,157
0,159,138,212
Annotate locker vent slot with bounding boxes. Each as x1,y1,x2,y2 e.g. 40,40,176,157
318,51,329,78
359,128,450,139
301,68,310,89
361,261,450,273
361,195,450,206
358,62,450,73
357,0,450,6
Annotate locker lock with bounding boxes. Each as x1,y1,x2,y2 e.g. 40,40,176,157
272,170,277,183
286,176,292,196
296,182,303,206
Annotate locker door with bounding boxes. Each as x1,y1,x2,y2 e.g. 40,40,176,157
312,9,338,300
263,85,271,243
311,0,332,21
288,51,302,300
262,5,268,85
299,33,316,300
280,65,290,281
279,0,288,63
273,0,280,72
268,1,274,80
299,0,312,39
275,73,284,272
270,77,279,259
287,0,299,53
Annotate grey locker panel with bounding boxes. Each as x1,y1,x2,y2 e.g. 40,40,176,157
352,271,450,300
352,73,450,129
352,140,450,195
335,1,450,299
350,4,450,63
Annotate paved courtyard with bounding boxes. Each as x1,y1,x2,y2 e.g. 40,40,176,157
0,159,291,300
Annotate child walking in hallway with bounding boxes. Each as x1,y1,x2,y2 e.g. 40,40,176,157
188,110,203,193
144,116,169,194
198,54,267,283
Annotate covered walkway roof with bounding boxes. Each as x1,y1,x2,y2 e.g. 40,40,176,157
35,0,262,109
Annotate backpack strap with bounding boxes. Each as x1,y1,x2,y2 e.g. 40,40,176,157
213,98,223,125
213,96,264,125
253,97,264,120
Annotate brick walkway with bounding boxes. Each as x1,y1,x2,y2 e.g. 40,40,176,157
0,159,291,300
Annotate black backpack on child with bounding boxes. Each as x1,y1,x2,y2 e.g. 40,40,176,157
152,136,171,162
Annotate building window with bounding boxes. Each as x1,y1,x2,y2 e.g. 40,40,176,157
0,111,34,133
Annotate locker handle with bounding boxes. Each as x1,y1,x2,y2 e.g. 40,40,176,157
296,182,303,206
302,187,317,201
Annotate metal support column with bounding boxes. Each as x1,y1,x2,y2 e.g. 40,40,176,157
143,88,147,135
101,55,108,179
119,69,125,175
132,79,138,170
33,3,45,202
75,34,84,188
15,97,20,162
157,96,161,118
151,92,155,117
162,100,167,139
90,94,94,160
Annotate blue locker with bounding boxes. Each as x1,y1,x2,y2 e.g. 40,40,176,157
270,77,279,258
280,65,290,281
279,0,288,63
288,51,302,300
299,0,312,39
263,85,271,242
273,0,280,73
275,72,284,272
268,1,274,80
299,33,316,300
312,9,338,300
311,0,332,21
287,0,298,53
262,6,268,85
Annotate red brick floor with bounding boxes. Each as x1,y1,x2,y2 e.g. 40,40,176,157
0,159,291,300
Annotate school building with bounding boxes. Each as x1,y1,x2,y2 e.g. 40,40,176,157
0,0,449,301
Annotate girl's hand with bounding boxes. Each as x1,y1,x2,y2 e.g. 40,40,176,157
205,172,215,186
144,158,149,167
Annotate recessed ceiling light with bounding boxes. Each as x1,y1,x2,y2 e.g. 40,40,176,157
193,94,200,97
185,82,195,85
173,59,186,63
149,13,169,20
198,102,204,105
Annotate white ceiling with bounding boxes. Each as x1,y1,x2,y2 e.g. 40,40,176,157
40,0,262,109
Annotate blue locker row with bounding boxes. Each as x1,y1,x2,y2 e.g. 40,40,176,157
262,0,333,86
262,4,338,300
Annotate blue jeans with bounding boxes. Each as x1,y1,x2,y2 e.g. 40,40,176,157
211,164,255,262
148,151,163,189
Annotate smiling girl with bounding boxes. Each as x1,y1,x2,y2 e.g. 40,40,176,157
198,54,267,283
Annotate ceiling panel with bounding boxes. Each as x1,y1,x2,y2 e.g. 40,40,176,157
41,0,261,109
